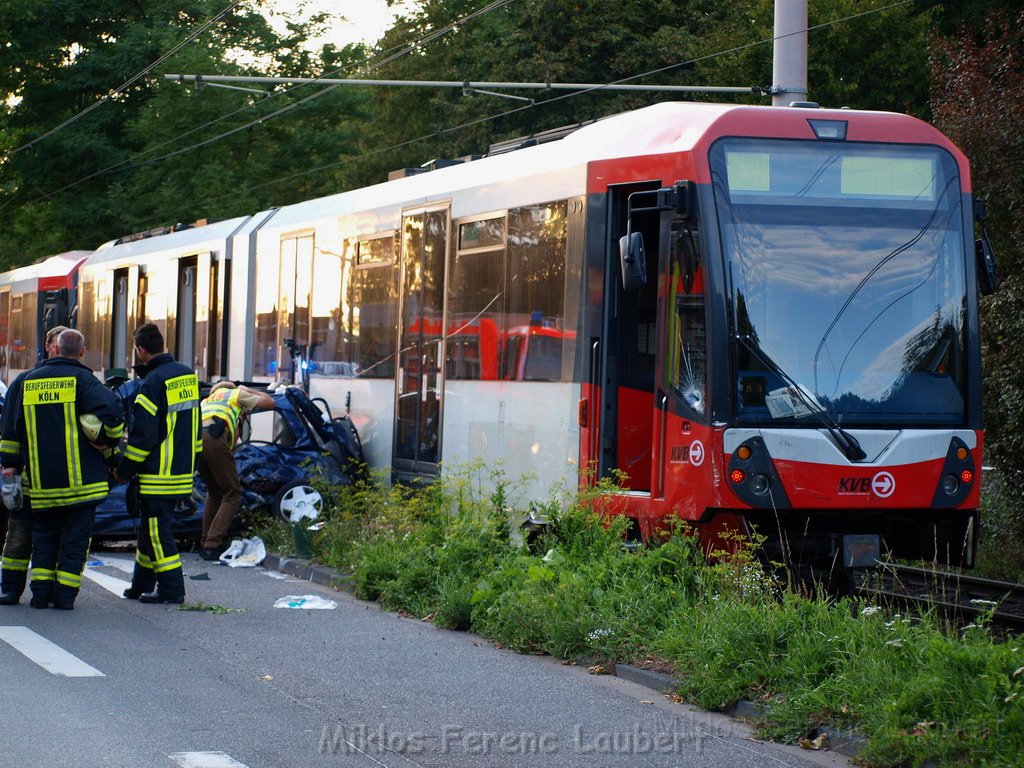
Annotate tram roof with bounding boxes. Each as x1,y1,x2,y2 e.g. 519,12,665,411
89,215,253,267
79,101,958,257
37,250,92,278
264,100,953,230
0,259,48,292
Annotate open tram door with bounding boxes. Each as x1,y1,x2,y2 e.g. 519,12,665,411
393,204,449,483
599,181,708,521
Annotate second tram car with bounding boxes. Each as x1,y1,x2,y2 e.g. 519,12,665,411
4,101,990,569
0,250,91,383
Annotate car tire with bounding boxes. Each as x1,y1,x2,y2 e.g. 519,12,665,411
271,480,323,524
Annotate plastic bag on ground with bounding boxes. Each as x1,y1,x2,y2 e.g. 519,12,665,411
219,536,267,568
273,594,337,609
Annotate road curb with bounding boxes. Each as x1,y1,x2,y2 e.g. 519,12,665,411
613,663,679,693
263,553,352,590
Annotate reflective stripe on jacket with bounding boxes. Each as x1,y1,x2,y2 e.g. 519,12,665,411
116,354,202,497
0,358,124,509
200,388,247,445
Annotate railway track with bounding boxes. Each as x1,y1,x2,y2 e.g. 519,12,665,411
855,563,1024,631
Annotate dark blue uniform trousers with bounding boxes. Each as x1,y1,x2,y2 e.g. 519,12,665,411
30,503,97,608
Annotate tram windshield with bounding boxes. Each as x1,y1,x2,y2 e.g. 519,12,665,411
710,138,968,427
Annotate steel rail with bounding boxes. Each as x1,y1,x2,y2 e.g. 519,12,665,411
855,563,1024,630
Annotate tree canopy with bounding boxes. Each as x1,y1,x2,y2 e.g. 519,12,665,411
929,7,1024,573
0,0,946,267
0,0,370,267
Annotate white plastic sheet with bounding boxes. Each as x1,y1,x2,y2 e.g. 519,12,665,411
273,595,337,609
219,537,267,568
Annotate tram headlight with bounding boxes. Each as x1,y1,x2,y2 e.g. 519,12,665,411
941,473,960,496
749,473,770,496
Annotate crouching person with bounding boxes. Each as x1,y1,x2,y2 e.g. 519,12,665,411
197,381,275,560
116,324,201,605
0,329,124,609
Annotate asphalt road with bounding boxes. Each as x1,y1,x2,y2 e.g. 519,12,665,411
0,549,852,768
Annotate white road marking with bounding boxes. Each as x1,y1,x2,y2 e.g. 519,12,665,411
168,752,250,768
90,556,136,574
0,626,104,677
83,567,132,597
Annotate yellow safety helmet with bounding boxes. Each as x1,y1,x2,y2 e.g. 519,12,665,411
78,413,102,442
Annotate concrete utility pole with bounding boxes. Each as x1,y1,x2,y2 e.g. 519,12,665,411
772,0,808,106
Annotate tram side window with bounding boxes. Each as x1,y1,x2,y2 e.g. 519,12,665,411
448,217,506,381
78,280,100,371
506,201,569,381
310,246,348,376
0,290,9,376
9,294,35,371
253,250,280,377
140,261,173,347
276,234,314,379
669,223,707,415
346,235,399,378
136,274,148,328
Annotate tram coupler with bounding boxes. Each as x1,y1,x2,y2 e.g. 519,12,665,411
842,534,881,568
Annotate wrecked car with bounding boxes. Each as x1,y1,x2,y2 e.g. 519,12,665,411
92,384,364,540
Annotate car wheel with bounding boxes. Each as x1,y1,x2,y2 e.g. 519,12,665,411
272,481,323,524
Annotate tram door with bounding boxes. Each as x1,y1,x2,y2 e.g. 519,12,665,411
111,272,130,368
0,288,10,382
393,205,449,480
176,258,197,372
109,264,140,372
175,252,213,381
600,182,663,494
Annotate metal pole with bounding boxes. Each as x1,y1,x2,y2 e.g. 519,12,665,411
164,74,761,95
772,0,808,106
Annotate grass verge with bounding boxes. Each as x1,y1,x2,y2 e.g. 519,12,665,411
254,466,1024,768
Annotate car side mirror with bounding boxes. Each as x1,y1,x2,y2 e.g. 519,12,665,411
619,232,647,290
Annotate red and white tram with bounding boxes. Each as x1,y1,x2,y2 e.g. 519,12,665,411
6,101,989,568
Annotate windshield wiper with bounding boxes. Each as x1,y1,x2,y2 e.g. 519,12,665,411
735,334,867,462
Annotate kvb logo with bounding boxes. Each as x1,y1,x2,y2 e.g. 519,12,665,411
837,471,896,498
871,471,896,498
669,440,705,466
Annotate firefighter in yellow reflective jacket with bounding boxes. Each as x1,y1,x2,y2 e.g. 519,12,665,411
0,324,69,606
115,324,202,605
0,329,124,610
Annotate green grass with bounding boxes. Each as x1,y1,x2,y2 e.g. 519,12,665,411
253,466,1024,768
176,602,245,614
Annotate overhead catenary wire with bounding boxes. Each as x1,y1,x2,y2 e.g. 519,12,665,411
0,0,520,216
4,0,915,224
146,0,915,177
4,0,245,159
164,0,916,215
116,0,523,169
